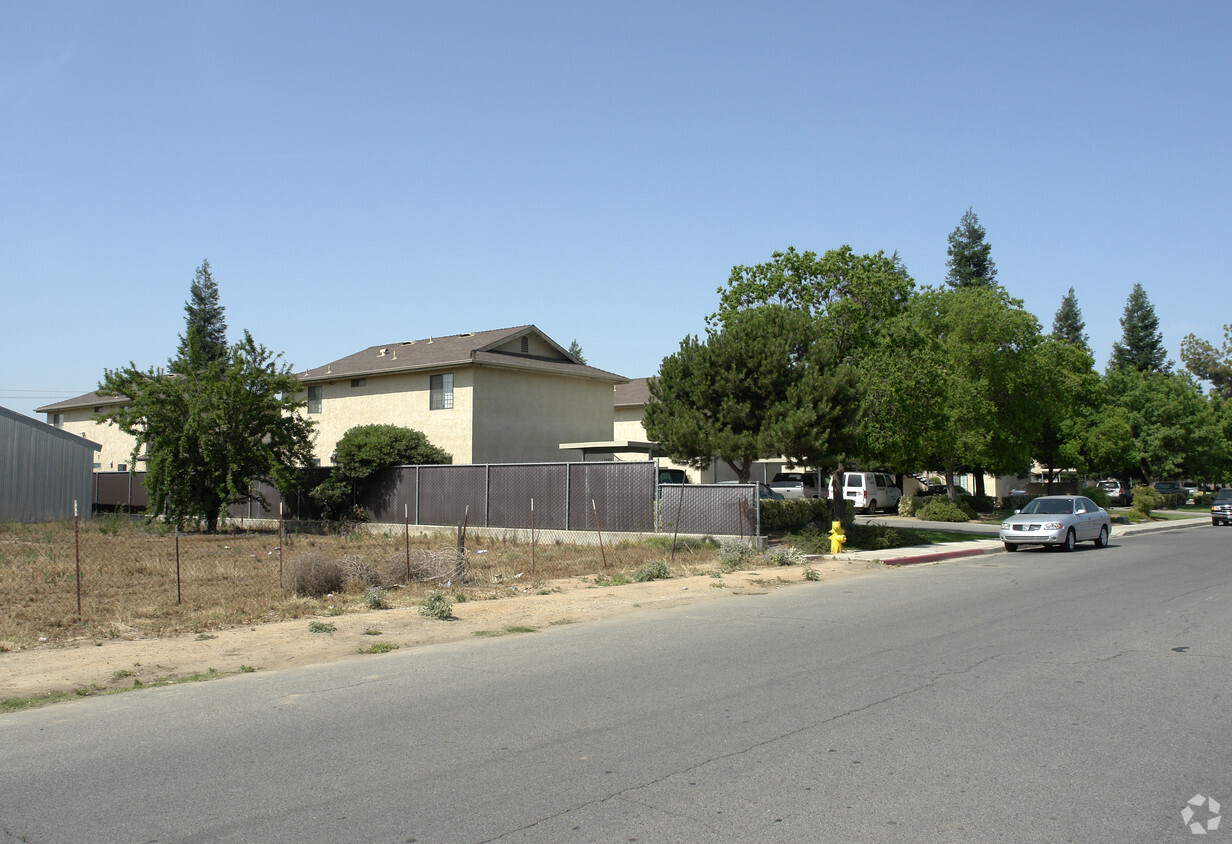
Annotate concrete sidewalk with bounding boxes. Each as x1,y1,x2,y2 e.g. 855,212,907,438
828,514,1209,566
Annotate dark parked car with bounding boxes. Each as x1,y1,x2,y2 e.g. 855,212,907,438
658,468,687,484
1154,481,1186,500
1211,488,1232,525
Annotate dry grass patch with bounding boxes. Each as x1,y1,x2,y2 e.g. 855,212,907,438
0,520,723,649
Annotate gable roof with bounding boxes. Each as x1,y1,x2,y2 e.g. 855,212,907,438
35,390,130,414
299,325,626,384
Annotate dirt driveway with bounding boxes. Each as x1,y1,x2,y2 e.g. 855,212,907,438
1,558,885,703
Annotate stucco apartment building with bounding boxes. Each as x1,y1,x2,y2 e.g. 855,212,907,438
37,325,629,470
298,325,626,465
34,392,142,472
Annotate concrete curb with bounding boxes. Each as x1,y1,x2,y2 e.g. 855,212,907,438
882,548,987,566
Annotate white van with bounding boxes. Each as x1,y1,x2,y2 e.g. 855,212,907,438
834,471,902,514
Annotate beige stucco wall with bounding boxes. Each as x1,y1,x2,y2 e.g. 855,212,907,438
299,368,475,466
49,406,141,471
471,367,615,463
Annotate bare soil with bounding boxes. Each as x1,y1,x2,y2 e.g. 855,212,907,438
0,557,884,703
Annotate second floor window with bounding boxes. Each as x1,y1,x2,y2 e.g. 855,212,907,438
430,373,453,410
307,386,323,414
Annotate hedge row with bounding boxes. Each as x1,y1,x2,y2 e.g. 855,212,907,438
759,497,856,532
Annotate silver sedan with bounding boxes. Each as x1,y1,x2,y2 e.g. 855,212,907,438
999,494,1111,552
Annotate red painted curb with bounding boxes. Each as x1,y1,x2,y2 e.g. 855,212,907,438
883,548,986,566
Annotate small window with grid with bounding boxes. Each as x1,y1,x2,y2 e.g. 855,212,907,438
430,373,453,410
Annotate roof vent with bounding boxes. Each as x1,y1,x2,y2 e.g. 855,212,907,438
378,348,387,356
428,337,434,344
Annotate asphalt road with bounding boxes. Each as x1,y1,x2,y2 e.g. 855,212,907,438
2,526,1229,843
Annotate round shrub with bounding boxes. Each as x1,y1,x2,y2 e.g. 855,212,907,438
419,590,454,620
916,498,976,522
632,560,671,582
898,495,919,517
1132,485,1162,516
1085,486,1111,510
968,494,995,513
764,545,805,566
718,540,756,571
281,552,344,597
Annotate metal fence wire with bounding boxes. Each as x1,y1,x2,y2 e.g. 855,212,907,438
0,499,742,648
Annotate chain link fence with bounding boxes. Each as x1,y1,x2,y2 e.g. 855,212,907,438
0,504,736,649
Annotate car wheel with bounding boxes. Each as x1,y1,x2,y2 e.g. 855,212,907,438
1062,528,1076,552
1095,525,1109,548
865,499,877,515
1003,542,1019,552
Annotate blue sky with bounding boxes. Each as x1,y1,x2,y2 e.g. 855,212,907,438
3,1,1229,420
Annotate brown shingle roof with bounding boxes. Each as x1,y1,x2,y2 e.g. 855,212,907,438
35,390,130,413
299,325,626,384
614,377,653,407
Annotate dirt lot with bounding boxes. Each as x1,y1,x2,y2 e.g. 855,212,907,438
0,557,884,704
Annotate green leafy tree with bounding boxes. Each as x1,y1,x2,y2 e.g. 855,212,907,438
645,305,858,482
1109,284,1170,373
1180,324,1232,399
312,424,452,520
1031,337,1102,487
173,260,228,372
99,331,314,532
567,339,587,364
709,245,913,505
945,208,997,289
863,286,1041,499
1103,368,1225,484
1051,287,1091,353
711,245,913,362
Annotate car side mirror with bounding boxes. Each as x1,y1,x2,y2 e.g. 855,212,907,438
1014,509,1021,515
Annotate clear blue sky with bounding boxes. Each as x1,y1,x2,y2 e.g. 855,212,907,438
3,1,1228,420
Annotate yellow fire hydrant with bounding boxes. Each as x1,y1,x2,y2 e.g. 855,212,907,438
829,520,846,554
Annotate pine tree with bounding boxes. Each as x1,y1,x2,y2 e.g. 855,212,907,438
1051,287,1090,352
173,260,228,372
1109,284,1169,373
567,339,587,364
945,208,997,289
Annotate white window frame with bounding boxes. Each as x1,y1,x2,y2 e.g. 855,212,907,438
430,373,454,410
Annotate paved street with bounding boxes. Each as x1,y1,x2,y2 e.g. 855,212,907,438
1,520,1227,842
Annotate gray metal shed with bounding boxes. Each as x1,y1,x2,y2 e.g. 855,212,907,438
0,405,100,523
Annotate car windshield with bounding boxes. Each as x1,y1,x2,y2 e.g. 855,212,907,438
1022,498,1074,515
1216,489,1232,501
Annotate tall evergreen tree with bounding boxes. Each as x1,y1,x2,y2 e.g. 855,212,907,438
173,259,228,372
1109,283,1169,373
944,208,997,289
1051,287,1090,352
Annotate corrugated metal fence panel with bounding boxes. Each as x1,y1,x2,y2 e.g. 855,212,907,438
568,461,655,532
487,464,569,530
0,408,96,523
227,480,286,520
95,471,151,510
658,484,757,537
363,466,418,524
417,464,488,527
